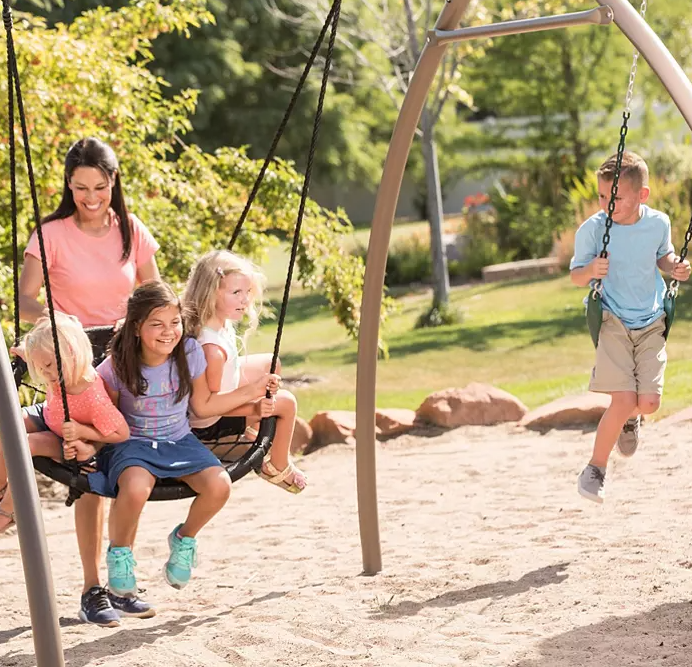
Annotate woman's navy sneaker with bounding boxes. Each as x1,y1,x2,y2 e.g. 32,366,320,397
79,586,120,627
107,590,156,618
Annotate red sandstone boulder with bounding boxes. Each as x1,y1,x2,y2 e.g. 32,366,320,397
416,384,527,428
375,408,417,437
520,393,610,429
290,417,313,455
308,410,359,451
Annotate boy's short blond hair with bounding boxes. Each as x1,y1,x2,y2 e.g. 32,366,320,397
596,151,649,191
24,313,94,387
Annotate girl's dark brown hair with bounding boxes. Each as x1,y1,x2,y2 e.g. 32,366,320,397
42,137,133,261
110,281,191,402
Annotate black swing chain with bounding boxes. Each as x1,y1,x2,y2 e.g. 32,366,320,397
3,1,75,471
228,0,341,251
680,219,692,263
599,112,630,262
4,4,19,349
270,0,341,380
668,214,692,295
227,0,341,385
593,112,629,299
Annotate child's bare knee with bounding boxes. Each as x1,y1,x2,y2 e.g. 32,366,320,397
277,389,297,415
638,395,660,415
117,478,153,506
207,472,232,505
610,393,638,414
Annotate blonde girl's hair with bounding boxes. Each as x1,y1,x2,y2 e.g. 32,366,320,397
183,250,265,342
24,313,95,387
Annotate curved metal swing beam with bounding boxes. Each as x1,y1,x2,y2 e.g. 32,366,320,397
355,0,692,575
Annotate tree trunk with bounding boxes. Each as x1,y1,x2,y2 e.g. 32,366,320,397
560,33,586,176
420,107,450,309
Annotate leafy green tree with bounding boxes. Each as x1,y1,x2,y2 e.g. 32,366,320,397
14,0,389,190
1,1,389,347
266,0,491,325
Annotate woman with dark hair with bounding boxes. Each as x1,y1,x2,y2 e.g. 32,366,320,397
10,137,160,626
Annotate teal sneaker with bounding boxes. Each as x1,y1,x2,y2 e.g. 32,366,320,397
107,546,137,597
164,525,198,590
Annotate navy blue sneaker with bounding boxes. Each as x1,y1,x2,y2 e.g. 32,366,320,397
79,586,120,627
107,590,156,618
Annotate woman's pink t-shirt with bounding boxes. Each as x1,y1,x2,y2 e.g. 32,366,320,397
25,212,159,328
44,374,127,439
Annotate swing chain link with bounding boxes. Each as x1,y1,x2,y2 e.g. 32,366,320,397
624,55,639,114
625,1,647,114
600,116,630,259
596,0,648,293
595,113,630,297
625,0,647,113
668,216,692,297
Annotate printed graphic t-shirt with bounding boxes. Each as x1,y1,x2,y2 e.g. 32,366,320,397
97,338,206,441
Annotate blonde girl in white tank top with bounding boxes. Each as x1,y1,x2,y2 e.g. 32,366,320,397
183,250,307,493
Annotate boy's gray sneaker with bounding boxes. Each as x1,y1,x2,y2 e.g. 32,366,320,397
616,416,641,458
578,464,606,504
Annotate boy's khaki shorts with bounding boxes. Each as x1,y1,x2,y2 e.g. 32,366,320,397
589,311,667,396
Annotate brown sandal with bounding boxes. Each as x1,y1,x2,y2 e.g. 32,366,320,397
0,507,15,534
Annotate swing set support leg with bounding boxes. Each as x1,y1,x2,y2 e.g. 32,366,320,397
0,339,64,666
355,0,475,576
356,0,692,577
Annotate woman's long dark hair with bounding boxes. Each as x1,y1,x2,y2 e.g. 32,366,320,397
110,281,191,403
42,137,133,261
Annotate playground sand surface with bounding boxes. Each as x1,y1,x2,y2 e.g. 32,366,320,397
2,421,692,666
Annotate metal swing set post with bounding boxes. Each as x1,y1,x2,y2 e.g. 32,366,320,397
3,0,692,663
355,0,692,576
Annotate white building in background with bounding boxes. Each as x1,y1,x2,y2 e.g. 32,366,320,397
311,100,679,225
312,174,490,224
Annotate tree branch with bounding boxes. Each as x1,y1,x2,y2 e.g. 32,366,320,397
402,0,422,63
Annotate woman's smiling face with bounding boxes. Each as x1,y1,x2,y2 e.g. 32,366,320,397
69,166,113,222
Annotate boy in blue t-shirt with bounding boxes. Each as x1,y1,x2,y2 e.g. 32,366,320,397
570,151,690,504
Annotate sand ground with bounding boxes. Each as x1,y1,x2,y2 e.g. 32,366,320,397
2,421,692,666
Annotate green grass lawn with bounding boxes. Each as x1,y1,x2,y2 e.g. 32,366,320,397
260,218,436,298
251,251,692,420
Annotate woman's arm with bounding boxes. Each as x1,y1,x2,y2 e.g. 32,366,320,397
18,256,50,323
136,256,160,284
